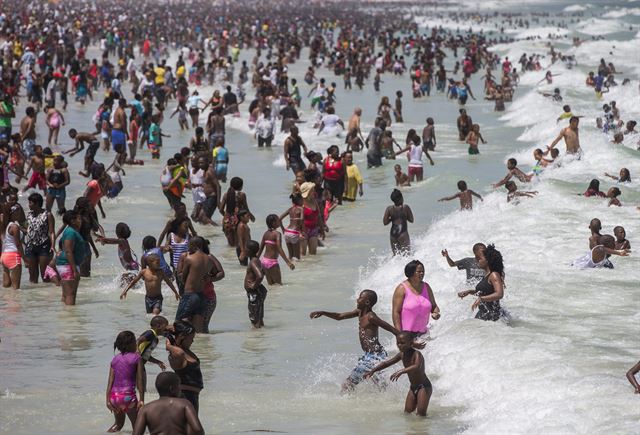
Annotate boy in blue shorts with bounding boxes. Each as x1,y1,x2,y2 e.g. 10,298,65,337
310,289,402,393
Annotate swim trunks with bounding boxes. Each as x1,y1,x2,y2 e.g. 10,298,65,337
175,292,204,321
145,295,164,314
468,146,479,155
47,187,66,200
347,350,388,385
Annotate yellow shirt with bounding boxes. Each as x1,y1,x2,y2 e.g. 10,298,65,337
344,164,363,201
558,112,572,120
154,67,165,85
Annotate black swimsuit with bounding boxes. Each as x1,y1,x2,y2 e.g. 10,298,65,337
411,378,432,396
475,275,502,321
175,349,203,412
390,205,408,239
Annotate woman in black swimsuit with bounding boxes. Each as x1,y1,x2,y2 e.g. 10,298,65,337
458,244,505,321
383,189,414,255
167,320,203,413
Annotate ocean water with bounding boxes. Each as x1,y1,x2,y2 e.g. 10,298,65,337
1,3,639,434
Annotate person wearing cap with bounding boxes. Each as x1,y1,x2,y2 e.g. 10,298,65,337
299,175,322,256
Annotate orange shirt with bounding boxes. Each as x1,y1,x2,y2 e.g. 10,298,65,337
86,179,103,207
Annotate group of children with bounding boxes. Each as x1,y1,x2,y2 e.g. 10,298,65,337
106,316,204,434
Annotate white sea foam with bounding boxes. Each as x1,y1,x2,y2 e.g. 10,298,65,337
356,12,640,433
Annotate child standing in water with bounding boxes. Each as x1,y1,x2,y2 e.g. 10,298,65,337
613,226,630,250
244,240,267,328
364,331,432,417
136,316,169,392
120,254,180,314
97,223,140,287
439,180,483,210
465,124,486,155
106,331,144,433
257,214,294,285
394,164,411,187
310,289,400,392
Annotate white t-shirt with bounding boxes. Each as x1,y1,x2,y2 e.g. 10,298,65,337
408,143,423,167
255,117,275,138
322,114,340,129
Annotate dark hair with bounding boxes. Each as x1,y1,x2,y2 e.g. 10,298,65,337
404,260,424,278
155,372,180,396
230,176,243,190
457,180,467,191
484,244,504,276
173,320,195,338
303,169,316,182
195,127,204,135
247,240,260,257
405,129,420,145
290,193,303,205
188,236,205,253
115,222,131,239
361,289,378,306
507,158,517,166
619,168,631,182
390,189,403,206
114,330,136,353
150,315,169,329
171,216,189,234
142,235,157,251
609,187,621,197
587,179,600,191
28,192,44,207
326,145,339,156
62,210,78,226
472,243,486,254
266,214,279,229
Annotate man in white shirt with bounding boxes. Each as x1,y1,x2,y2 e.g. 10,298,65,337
255,108,275,147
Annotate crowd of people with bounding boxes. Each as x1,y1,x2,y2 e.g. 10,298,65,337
0,0,637,432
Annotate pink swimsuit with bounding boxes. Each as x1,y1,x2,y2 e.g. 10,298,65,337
260,239,279,269
400,282,432,334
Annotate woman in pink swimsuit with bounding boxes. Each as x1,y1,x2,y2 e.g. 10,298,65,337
392,260,440,337
257,214,294,285
45,105,65,146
